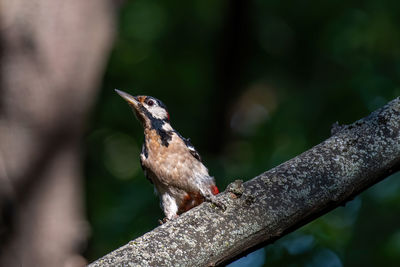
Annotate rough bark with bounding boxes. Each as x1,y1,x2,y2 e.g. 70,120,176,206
89,96,400,267
0,0,115,266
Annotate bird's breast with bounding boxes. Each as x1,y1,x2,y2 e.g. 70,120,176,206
141,129,208,189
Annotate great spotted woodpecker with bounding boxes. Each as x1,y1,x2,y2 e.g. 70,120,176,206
115,89,224,221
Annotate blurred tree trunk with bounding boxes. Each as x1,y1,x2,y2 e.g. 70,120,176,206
0,0,115,266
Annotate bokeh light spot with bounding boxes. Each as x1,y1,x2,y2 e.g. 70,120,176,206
103,132,140,180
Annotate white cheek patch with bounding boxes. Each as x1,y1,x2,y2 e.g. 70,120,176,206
149,106,168,120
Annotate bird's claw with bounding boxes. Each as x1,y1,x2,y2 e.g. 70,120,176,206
158,217,169,225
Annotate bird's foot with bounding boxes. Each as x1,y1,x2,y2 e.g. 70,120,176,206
158,214,179,225
158,217,169,225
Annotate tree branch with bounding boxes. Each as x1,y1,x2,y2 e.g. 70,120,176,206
89,97,400,267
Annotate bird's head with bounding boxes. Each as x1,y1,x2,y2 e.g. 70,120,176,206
115,89,170,129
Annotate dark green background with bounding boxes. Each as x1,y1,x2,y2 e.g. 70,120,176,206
85,0,400,266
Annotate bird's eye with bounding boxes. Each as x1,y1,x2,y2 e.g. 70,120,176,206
147,99,154,106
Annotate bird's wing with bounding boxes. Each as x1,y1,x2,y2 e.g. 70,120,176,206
173,130,202,162
184,137,202,162
140,143,153,184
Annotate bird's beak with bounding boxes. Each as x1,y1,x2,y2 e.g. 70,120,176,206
115,89,139,108
115,89,147,125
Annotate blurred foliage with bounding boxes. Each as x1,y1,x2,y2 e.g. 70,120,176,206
84,0,400,265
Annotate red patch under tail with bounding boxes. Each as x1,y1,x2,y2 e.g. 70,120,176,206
211,185,219,195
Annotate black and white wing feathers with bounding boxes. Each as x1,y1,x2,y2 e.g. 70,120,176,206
184,137,202,162
140,143,153,184
174,130,202,162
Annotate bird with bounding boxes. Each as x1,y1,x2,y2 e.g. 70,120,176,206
115,89,224,221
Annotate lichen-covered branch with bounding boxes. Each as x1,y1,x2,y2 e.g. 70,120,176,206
89,97,400,267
